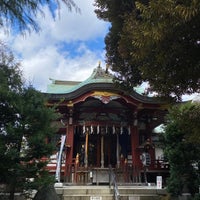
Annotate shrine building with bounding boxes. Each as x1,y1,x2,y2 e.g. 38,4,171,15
45,63,169,184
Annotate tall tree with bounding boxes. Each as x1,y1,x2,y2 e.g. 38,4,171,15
0,0,79,33
95,0,200,100
0,44,58,200
94,0,143,91
164,102,200,197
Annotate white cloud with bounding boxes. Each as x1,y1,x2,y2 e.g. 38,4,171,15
0,0,109,92
20,42,106,92
49,0,108,42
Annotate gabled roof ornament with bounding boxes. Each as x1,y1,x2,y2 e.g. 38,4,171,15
98,61,101,68
93,62,113,79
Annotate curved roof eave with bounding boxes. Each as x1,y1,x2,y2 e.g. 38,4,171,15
44,82,166,105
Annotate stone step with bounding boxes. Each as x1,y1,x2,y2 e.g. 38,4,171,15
63,186,112,195
63,196,113,200
56,185,112,200
62,194,161,200
116,186,167,195
55,184,167,200
62,190,112,196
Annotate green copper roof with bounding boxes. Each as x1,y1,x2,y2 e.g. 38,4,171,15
46,65,113,94
46,64,145,95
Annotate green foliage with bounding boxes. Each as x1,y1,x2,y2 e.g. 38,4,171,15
94,0,143,90
164,102,200,196
126,0,200,99
95,0,200,100
0,44,59,199
0,0,79,33
193,194,200,200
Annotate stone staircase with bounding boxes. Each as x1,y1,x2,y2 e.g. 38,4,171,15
56,185,112,200
117,185,166,200
55,185,167,200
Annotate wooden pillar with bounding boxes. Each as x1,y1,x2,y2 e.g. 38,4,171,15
101,135,104,168
116,133,120,168
84,129,89,168
131,125,141,182
96,135,100,167
65,106,74,179
65,124,74,176
107,136,111,166
146,124,155,163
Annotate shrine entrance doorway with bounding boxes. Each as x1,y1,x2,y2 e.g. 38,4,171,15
74,128,118,168
72,93,134,169
73,125,131,168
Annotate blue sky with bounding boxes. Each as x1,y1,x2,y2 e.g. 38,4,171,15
0,0,109,92
0,0,197,101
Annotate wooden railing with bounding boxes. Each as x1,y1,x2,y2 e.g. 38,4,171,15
48,156,169,184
